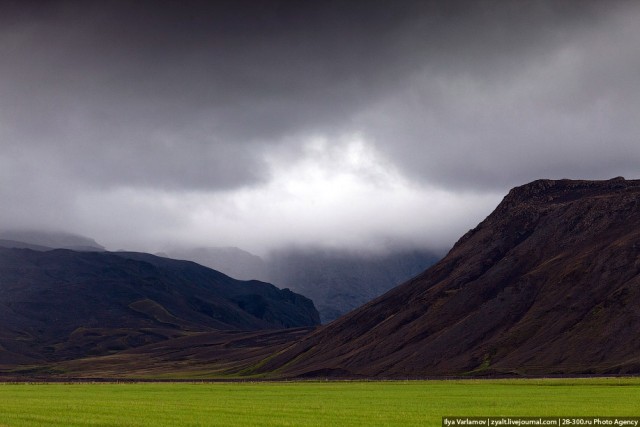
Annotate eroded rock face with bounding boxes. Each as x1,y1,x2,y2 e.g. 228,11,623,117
258,178,640,377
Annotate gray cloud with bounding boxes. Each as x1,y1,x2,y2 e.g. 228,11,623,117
1,0,638,252
0,0,430,190
358,1,640,190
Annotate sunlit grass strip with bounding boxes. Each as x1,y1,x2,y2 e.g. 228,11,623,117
0,378,638,426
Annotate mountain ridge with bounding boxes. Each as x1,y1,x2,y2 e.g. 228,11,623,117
0,248,319,366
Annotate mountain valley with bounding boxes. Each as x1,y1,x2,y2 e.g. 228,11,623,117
2,178,640,379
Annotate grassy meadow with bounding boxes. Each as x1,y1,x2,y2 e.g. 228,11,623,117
0,378,638,426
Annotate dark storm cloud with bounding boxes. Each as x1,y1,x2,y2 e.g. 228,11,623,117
1,0,639,251
1,0,631,190
356,0,640,190
1,0,429,190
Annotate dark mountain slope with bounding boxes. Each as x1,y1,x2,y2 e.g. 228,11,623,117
257,178,640,377
0,249,319,365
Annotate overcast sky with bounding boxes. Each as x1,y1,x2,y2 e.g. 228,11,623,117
1,0,639,255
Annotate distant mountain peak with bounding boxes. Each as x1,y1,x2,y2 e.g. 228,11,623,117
0,229,105,251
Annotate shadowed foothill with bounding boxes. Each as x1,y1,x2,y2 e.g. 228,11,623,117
0,248,319,375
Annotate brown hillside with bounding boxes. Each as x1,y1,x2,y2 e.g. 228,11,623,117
257,178,640,377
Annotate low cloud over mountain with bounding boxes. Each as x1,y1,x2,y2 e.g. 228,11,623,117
2,1,639,254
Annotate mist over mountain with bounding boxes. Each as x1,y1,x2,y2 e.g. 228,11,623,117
0,230,105,252
264,247,440,323
164,245,440,322
163,247,267,282
256,178,640,377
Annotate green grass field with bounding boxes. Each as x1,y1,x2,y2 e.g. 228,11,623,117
0,378,638,426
